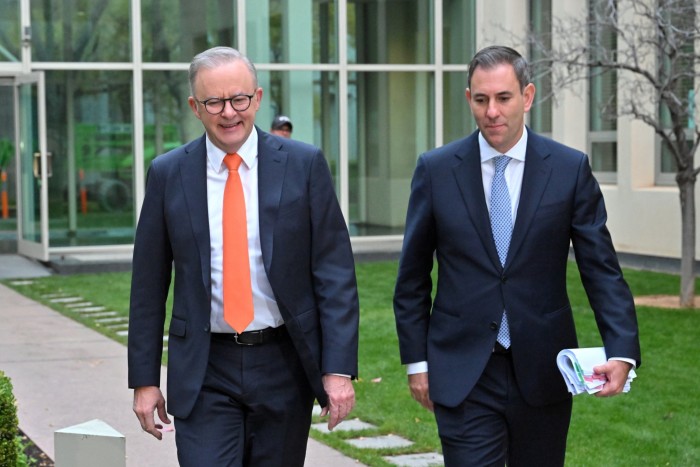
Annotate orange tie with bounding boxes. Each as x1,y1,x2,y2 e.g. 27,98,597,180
222,153,254,333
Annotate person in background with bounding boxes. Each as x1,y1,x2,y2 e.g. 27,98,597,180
128,46,359,467
393,45,640,466
270,114,293,138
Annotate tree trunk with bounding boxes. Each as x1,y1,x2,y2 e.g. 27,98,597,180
679,178,696,308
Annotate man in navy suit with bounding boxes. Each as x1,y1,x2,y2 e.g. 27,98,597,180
128,46,359,467
393,46,640,466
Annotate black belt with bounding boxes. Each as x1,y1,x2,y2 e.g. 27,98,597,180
212,325,286,346
492,341,511,355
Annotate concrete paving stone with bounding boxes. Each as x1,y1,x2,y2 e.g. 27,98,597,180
311,418,376,434
312,405,322,416
116,330,129,337
64,302,94,308
73,311,118,318
346,434,413,449
383,453,445,466
49,296,84,303
94,317,128,324
70,306,106,312
8,280,34,286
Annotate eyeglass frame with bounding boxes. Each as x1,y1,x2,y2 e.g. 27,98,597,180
195,92,258,115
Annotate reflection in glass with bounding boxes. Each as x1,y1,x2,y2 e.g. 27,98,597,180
348,0,432,64
0,86,17,237
444,72,476,144
246,0,337,64
142,0,236,62
0,0,21,62
349,72,434,236
591,142,617,173
18,84,41,243
31,1,131,62
258,70,340,190
443,0,475,64
143,70,200,172
45,71,135,246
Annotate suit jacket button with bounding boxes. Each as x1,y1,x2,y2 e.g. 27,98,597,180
490,321,498,330
501,276,507,283
204,324,210,332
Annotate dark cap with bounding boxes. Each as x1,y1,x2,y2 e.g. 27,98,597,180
271,115,293,131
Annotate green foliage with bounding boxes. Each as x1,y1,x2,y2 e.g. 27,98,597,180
3,261,700,466
0,371,19,467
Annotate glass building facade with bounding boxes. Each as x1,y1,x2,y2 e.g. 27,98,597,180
0,0,478,257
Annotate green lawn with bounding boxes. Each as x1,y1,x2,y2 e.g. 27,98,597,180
3,261,699,466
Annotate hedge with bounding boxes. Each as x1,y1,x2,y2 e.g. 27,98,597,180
0,370,19,466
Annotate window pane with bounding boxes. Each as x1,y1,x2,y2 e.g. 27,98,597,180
349,71,434,236
588,1,617,132
46,71,135,247
143,71,201,173
660,139,683,174
0,85,17,238
0,0,21,62
247,0,337,64
444,72,476,143
529,0,552,134
258,70,340,191
443,0,475,64
142,0,236,62
590,142,617,172
31,1,131,62
348,0,433,64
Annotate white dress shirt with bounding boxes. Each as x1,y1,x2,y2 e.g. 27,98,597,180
206,131,284,333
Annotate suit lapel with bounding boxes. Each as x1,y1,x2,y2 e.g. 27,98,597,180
507,131,552,266
452,133,503,270
257,129,287,274
179,135,212,294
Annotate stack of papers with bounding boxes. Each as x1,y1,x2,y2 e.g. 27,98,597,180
556,347,636,395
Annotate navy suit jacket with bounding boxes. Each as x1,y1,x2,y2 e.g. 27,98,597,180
394,128,641,408
128,128,359,419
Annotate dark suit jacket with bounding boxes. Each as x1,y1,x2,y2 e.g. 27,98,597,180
393,128,641,408
128,128,359,419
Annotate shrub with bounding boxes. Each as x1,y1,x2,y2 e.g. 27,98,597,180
0,370,19,466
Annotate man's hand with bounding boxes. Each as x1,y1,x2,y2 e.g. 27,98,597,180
320,375,355,431
133,386,171,440
408,372,434,412
592,360,633,397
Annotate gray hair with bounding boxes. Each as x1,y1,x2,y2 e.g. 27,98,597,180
188,46,258,96
468,46,531,92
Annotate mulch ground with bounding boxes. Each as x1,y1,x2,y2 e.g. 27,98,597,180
20,429,54,466
634,294,700,309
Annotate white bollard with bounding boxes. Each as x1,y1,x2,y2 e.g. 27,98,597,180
54,419,126,467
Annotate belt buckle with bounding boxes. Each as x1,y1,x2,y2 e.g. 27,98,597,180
233,332,254,346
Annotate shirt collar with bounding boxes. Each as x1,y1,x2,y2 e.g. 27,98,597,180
478,126,528,164
206,128,259,172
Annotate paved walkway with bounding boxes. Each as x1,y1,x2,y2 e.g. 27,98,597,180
0,255,364,467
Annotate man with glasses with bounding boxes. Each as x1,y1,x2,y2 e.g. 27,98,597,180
128,46,359,467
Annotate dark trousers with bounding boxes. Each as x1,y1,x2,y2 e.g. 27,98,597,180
175,330,315,467
434,352,573,467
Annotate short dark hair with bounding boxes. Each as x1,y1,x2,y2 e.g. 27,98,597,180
468,46,531,92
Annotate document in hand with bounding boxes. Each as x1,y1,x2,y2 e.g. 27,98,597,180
556,347,636,395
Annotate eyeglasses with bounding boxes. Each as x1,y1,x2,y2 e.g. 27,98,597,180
196,93,256,115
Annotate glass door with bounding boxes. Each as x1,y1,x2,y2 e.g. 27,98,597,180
15,72,49,261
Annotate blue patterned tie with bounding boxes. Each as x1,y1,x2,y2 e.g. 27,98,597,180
491,155,512,348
